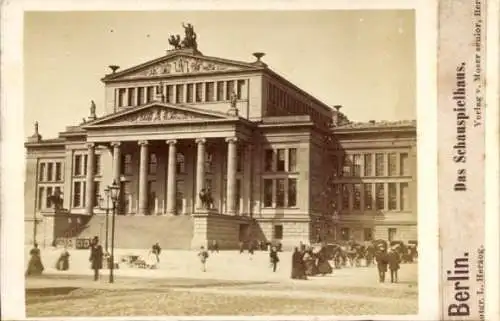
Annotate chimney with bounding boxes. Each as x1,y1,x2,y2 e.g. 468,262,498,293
332,105,342,127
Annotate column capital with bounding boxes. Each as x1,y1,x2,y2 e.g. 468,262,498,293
225,137,238,144
166,139,177,145
110,141,121,148
195,138,206,144
138,140,149,146
86,142,95,149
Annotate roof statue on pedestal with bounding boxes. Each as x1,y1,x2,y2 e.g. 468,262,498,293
168,23,199,53
227,91,239,116
34,121,39,136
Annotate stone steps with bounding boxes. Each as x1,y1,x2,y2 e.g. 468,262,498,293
76,215,194,249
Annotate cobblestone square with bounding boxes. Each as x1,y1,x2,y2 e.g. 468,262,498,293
25,248,418,317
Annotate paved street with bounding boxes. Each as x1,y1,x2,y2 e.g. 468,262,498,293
25,247,418,316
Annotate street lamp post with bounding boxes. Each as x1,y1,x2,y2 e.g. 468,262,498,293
104,187,110,253
108,180,120,283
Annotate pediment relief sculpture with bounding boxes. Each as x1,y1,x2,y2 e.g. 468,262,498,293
109,107,217,124
122,57,239,79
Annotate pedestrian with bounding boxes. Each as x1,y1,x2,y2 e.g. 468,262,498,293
56,246,70,271
248,240,255,259
239,241,244,254
198,246,209,272
388,248,401,283
375,246,388,283
152,242,161,263
25,243,44,276
269,246,280,272
89,236,104,281
211,240,219,253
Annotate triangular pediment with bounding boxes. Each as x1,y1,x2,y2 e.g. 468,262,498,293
84,103,231,128
103,52,261,81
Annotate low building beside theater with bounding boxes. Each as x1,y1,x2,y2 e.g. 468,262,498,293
24,26,417,249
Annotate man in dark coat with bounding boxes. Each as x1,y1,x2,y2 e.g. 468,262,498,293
89,236,103,281
291,247,307,279
375,247,389,283
269,246,280,272
388,248,401,283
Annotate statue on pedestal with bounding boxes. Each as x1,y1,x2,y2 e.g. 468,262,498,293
169,23,198,51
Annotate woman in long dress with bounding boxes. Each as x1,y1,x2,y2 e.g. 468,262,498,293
26,243,44,276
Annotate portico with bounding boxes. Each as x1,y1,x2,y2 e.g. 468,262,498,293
82,102,254,218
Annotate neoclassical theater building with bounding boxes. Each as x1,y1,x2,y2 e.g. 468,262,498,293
24,26,417,249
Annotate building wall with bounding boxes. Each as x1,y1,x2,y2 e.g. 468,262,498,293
104,73,263,120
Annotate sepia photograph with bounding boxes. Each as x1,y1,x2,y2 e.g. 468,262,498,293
21,9,419,318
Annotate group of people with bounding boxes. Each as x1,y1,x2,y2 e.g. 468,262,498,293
291,244,333,280
25,242,71,276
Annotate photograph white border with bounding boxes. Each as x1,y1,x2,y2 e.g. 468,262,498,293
1,0,438,320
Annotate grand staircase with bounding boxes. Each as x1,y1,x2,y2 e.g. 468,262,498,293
76,215,194,249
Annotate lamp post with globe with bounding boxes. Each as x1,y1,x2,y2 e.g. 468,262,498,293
108,180,120,283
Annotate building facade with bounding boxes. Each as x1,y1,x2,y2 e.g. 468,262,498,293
24,32,417,249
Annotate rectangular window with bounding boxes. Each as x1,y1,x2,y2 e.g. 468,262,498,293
264,149,274,172
137,87,144,105
375,153,385,176
39,163,46,181
47,163,53,181
195,83,203,102
237,80,245,99
37,187,44,210
204,151,213,173
166,85,174,103
364,228,373,241
400,153,410,176
148,153,157,175
276,179,285,207
205,82,214,102
146,86,154,103
74,155,82,176
352,154,362,177
118,88,126,107
73,182,81,207
123,154,132,175
176,153,185,174
340,227,350,241
186,84,194,103
388,153,397,176
93,181,100,207
277,149,285,172
364,183,373,210
127,88,135,106
236,148,243,173
94,155,101,176
353,183,361,210
216,81,224,101
55,162,62,181
226,80,235,100
46,186,53,208
263,179,273,207
288,148,297,172
388,228,397,242
176,84,184,103
342,184,350,210
235,179,241,213
274,225,283,240
332,156,338,176
400,182,410,210
288,178,297,207
388,183,397,210
375,183,385,210
342,155,351,176
83,155,88,176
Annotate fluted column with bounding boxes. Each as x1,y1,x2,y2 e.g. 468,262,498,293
195,138,206,209
166,140,177,215
226,137,238,215
85,143,95,215
111,142,121,184
138,140,149,215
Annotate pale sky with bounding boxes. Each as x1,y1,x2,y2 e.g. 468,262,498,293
24,10,416,139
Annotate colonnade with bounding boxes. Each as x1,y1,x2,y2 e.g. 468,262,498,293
84,137,240,216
